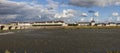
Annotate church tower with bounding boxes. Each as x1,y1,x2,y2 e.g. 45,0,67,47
91,17,95,26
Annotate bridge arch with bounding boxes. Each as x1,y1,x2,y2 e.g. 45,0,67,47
8,26,12,30
15,26,18,29
0,26,5,30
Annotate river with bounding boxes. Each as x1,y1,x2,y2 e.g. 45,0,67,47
0,29,120,53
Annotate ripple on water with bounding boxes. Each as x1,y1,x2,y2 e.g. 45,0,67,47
0,32,14,35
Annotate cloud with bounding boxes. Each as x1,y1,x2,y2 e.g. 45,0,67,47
90,17,94,21
69,0,120,7
0,0,59,23
115,2,120,5
0,0,7,1
117,16,120,21
46,0,59,10
94,12,99,17
81,13,88,17
112,12,119,16
80,18,85,21
54,9,76,18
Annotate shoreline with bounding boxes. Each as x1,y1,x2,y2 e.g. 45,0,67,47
1,26,120,32
29,26,120,29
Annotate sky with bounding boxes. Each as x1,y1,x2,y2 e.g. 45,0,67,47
0,0,120,23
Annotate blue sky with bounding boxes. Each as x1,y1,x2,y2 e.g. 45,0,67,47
0,0,120,23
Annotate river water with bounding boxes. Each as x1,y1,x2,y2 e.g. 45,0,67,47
0,29,120,53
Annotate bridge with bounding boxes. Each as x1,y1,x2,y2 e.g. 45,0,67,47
0,24,30,30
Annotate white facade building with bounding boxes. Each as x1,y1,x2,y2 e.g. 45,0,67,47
10,22,32,26
78,22,90,26
117,23,120,26
77,18,96,26
97,23,106,26
17,22,32,26
106,22,117,26
33,21,67,26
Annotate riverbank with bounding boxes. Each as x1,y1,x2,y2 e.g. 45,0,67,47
29,26,120,30
1,26,120,31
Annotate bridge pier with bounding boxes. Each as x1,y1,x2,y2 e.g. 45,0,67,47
1,25,9,30
20,26,24,29
0,25,20,30
8,26,12,30
15,26,21,29
9,26,16,30
0,26,5,30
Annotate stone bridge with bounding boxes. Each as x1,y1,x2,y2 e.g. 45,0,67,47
0,25,30,30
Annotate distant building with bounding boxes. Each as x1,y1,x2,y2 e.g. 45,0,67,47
32,21,67,26
68,23,78,26
78,22,90,26
106,22,117,26
117,23,120,26
10,22,32,26
77,19,96,26
18,22,32,26
96,23,106,26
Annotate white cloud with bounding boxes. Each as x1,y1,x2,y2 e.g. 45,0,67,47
0,0,60,23
0,0,7,1
46,0,59,10
94,12,99,17
108,17,113,22
115,2,120,5
112,12,119,16
69,0,120,7
80,18,85,21
117,16,120,21
90,17,94,21
54,9,76,18
81,13,88,17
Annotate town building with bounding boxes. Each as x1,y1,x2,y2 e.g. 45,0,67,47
78,22,90,26
96,23,106,26
77,19,96,26
68,23,78,26
117,23,120,26
32,21,68,26
9,22,32,29
10,22,32,26
106,22,117,26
